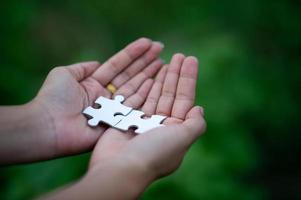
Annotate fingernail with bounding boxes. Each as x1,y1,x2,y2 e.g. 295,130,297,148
198,106,205,116
155,41,165,48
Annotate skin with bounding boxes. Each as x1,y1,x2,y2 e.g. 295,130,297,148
44,54,206,200
0,38,164,164
0,38,206,199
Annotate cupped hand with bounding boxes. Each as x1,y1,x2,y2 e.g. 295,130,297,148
34,38,164,157
89,54,206,179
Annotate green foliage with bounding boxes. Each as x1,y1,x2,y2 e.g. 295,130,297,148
0,0,300,199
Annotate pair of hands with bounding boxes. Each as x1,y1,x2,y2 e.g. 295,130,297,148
34,38,206,180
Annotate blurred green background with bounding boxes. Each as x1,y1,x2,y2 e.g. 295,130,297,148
0,0,300,199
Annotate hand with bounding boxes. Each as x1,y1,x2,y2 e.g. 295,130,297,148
89,54,206,181
33,38,164,158
40,54,206,200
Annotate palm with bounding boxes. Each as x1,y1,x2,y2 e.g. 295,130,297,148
90,54,205,176
37,68,109,154
35,38,164,156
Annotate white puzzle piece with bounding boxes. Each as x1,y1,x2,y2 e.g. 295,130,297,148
83,95,132,127
114,110,166,134
83,95,166,134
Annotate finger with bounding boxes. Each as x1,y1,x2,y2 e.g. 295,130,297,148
156,53,185,116
65,61,100,81
115,59,163,98
111,41,164,88
145,106,206,152
141,65,168,116
171,56,198,119
183,106,207,142
95,79,154,145
91,38,152,85
81,77,111,106
123,79,154,108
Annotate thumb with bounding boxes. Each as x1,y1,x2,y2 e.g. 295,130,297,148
183,106,207,142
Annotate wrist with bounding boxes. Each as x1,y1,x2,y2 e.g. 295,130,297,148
0,101,57,164
28,98,57,139
85,157,155,199
20,100,57,160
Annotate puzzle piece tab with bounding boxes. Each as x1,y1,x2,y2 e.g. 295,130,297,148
114,110,166,134
83,95,132,127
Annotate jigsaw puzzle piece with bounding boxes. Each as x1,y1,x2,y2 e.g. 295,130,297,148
83,107,102,126
114,110,166,134
83,95,132,127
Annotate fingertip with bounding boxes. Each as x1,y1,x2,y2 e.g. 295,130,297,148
137,37,152,46
145,42,164,59
128,38,152,56
172,53,186,60
171,53,186,66
185,106,203,119
181,56,199,77
185,56,198,65
151,42,164,54
139,37,151,41
193,106,205,117
153,41,165,49
184,109,207,139
193,105,206,119
168,53,185,73
198,106,205,116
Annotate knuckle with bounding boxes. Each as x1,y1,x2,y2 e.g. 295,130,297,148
139,57,147,67
125,82,136,94
162,88,176,98
146,96,158,105
121,70,131,80
176,92,194,101
123,49,134,61
156,109,169,117
108,59,120,74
